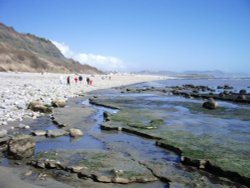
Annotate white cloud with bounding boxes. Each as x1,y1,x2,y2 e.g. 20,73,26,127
51,40,126,71
51,40,73,57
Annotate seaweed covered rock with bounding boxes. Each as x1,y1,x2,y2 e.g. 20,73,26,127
202,98,218,110
8,134,35,159
28,100,52,113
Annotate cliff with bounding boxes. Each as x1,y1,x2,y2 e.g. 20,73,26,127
0,23,102,74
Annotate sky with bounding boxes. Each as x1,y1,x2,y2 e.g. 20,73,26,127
0,0,250,72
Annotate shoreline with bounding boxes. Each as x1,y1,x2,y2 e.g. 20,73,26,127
0,72,167,188
0,72,167,128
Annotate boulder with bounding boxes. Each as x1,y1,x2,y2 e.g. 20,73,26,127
28,100,52,113
239,89,247,95
51,98,66,108
8,134,35,159
103,111,111,121
46,129,67,137
68,128,83,137
202,98,218,110
32,130,46,136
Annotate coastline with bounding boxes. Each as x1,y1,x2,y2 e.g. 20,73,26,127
0,72,167,128
0,72,168,188
0,73,249,187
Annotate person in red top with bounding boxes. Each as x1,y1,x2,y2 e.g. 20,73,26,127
74,77,78,83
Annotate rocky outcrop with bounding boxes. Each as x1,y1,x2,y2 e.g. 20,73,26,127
28,100,52,113
8,134,35,159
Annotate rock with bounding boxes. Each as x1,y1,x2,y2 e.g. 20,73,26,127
219,92,225,98
0,129,7,138
46,160,59,168
36,161,46,168
68,128,83,137
112,177,129,184
96,175,112,183
46,129,67,137
0,136,10,150
15,102,26,109
67,166,86,173
28,100,52,113
32,130,46,136
18,123,30,129
199,160,208,169
111,169,124,176
8,134,35,159
103,111,111,121
202,98,218,110
24,170,33,177
239,89,247,95
51,98,66,108
237,95,246,101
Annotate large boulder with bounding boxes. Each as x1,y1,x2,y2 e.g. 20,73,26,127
28,100,52,113
8,134,35,159
51,98,66,108
202,98,218,110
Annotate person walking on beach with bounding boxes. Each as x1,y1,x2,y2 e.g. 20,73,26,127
74,76,78,84
79,75,83,82
67,76,70,85
86,77,90,85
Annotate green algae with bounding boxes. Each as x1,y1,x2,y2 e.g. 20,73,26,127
35,151,61,160
103,106,250,178
170,101,250,121
111,109,164,130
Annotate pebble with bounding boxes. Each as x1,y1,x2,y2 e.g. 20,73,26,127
0,72,163,128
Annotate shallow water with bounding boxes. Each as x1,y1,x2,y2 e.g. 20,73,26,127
1,78,249,187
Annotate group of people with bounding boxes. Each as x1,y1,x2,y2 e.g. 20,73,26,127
60,75,93,85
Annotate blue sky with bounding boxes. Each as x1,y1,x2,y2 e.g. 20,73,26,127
0,0,250,72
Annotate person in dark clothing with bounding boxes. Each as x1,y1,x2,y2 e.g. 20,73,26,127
79,75,83,82
67,76,70,85
86,77,90,85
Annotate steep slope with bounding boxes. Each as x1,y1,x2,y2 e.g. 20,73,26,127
0,23,102,74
